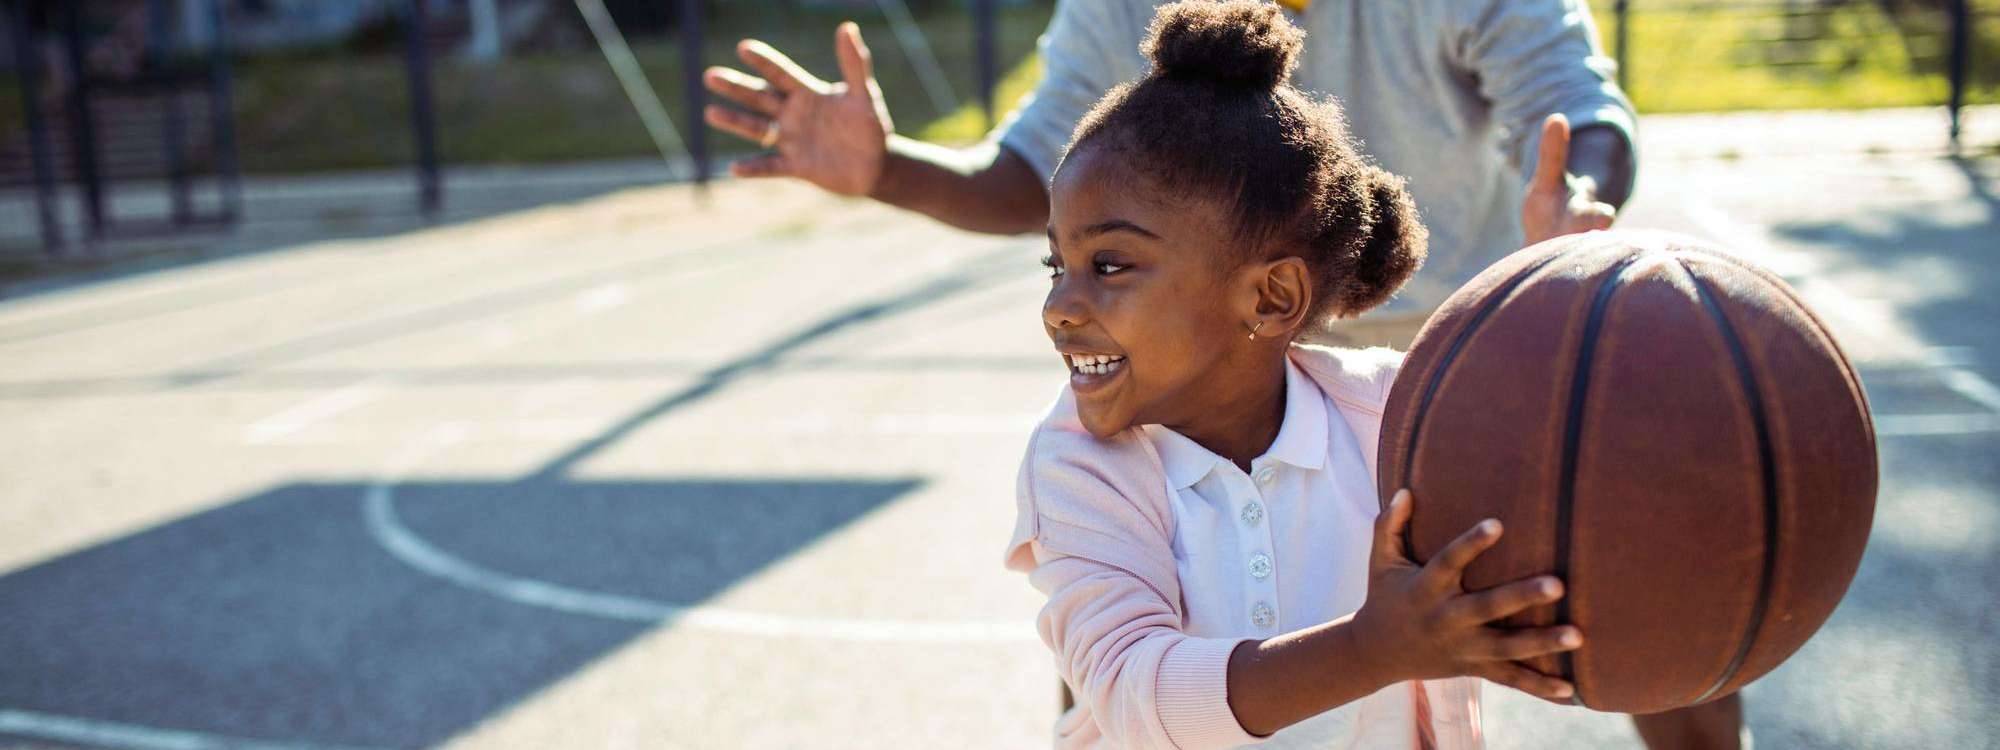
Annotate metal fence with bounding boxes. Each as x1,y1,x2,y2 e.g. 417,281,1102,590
2,0,1013,261
3,0,1992,262
1603,0,1995,139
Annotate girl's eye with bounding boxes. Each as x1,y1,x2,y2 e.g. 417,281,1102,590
1040,255,1064,279
1095,262,1128,276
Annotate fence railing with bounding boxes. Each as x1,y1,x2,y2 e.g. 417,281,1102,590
1602,0,1994,140
5,0,1992,262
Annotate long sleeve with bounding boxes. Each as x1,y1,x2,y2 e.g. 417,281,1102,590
1027,550,1260,749
1007,416,1261,749
1449,0,1639,180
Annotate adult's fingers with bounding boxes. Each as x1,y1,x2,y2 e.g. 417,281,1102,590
1418,517,1502,593
704,67,782,116
1372,489,1416,566
1474,662,1577,703
1441,576,1564,627
705,105,773,145
834,21,873,89
1466,625,1583,661
1531,114,1571,194
730,153,793,179
737,39,819,95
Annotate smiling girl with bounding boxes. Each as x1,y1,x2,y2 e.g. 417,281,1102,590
1003,3,1583,747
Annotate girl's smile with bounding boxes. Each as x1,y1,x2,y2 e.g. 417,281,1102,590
1042,144,1295,451
1060,350,1129,391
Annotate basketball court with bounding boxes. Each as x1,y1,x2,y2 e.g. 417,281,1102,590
0,108,1995,748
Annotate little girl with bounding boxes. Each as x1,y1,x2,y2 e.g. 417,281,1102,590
1003,3,1583,747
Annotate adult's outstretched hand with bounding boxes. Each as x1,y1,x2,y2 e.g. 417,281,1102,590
702,22,894,197
1521,114,1619,247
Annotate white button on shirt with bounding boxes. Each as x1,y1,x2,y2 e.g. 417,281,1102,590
1145,360,1419,749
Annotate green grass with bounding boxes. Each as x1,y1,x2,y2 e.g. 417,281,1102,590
223,4,1055,173
20,0,1995,175
1590,0,2000,113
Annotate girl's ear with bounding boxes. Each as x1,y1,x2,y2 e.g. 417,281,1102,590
1241,256,1313,340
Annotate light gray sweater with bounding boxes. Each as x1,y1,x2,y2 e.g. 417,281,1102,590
995,0,1638,313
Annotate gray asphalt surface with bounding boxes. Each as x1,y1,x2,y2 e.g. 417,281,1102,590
1,109,1995,748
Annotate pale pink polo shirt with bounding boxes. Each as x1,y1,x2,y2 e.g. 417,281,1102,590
1007,345,1483,750
1143,358,1425,748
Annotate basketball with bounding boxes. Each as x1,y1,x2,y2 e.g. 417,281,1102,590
1377,230,1878,714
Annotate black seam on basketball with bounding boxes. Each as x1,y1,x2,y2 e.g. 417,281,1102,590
1553,253,1643,704
1679,258,1781,705
1683,247,1876,448
1396,246,1587,570
1398,245,1586,489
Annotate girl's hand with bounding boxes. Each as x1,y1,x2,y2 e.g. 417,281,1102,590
1349,489,1583,702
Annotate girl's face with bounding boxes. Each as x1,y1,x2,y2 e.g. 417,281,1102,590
1042,146,1260,438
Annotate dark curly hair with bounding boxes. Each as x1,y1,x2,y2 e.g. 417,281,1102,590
1062,0,1428,326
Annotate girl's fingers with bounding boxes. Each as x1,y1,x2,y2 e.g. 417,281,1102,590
1441,576,1564,627
1418,517,1503,593
704,106,774,145
738,39,822,95
1371,489,1416,565
730,153,792,179
1474,662,1577,703
1467,625,1583,661
704,67,783,116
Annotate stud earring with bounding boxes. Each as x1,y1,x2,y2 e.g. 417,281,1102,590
1246,320,1266,341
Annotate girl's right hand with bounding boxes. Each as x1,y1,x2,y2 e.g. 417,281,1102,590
1349,489,1583,702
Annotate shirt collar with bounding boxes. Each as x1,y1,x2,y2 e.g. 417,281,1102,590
1265,359,1329,472
1149,360,1328,490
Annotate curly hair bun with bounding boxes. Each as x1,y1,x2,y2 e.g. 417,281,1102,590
1144,0,1304,90
1338,167,1429,314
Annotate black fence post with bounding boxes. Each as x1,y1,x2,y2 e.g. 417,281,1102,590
62,2,106,241
680,0,709,185
975,0,997,129
405,0,442,217
10,0,63,256
149,0,193,226
1947,0,1969,148
1614,0,1629,96
208,0,242,223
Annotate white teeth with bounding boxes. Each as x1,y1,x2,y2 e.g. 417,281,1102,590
1064,353,1127,376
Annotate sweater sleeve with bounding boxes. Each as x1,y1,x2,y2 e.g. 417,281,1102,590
1028,550,1261,749
1449,0,1638,182
992,0,1136,184
1009,425,1262,749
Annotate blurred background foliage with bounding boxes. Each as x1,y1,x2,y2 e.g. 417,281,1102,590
2,0,1993,174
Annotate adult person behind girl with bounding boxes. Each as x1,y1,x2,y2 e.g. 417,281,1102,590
1012,3,1573,745
707,2,1739,746
703,0,1634,349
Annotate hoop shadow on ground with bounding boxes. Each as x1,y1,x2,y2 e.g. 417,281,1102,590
0,475,921,748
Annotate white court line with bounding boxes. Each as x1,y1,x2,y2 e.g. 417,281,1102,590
241,281,632,446
242,381,387,445
1872,412,2000,437
1681,196,2000,437
362,427,1037,644
0,709,386,750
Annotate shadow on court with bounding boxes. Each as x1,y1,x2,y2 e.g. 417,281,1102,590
0,229,1026,747
1770,156,2000,372
1731,155,2000,747
0,476,921,747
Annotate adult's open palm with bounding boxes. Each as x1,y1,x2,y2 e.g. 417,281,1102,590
702,22,894,196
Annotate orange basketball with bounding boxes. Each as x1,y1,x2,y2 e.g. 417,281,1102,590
1377,230,1877,713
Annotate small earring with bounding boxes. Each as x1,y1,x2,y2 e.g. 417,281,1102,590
1246,320,1266,341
